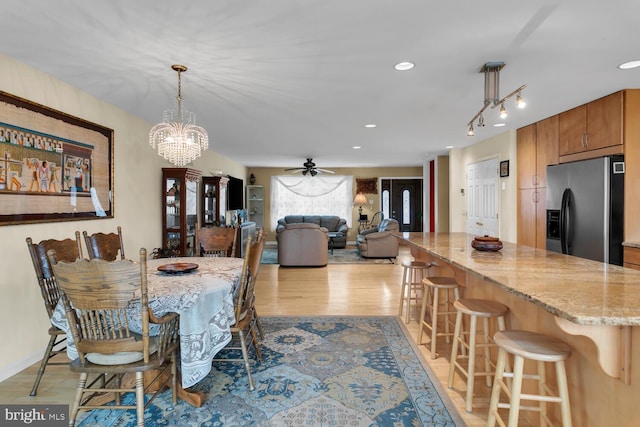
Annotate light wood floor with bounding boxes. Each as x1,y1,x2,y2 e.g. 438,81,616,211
0,246,503,426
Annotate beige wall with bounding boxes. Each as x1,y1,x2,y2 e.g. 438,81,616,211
448,131,517,243
0,54,246,380
436,156,450,232
248,166,423,242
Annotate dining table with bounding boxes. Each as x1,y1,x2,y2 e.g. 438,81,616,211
50,256,244,407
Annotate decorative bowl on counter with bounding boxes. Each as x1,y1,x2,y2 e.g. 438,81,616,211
471,235,503,252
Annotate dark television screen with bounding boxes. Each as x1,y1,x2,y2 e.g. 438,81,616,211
227,176,244,210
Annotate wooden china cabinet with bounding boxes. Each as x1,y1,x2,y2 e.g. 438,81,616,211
162,168,202,257
201,176,228,226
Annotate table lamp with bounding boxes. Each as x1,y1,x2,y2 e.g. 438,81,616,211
353,192,367,219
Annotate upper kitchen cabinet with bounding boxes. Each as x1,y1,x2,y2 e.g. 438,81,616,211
517,116,558,190
558,91,623,160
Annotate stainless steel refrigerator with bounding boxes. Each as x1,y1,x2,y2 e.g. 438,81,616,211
546,155,625,265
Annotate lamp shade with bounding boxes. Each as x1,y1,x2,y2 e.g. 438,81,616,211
353,193,367,205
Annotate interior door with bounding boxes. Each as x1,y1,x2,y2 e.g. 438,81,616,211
382,179,423,232
466,158,499,237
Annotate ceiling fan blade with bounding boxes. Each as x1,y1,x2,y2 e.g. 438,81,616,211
316,168,335,174
284,167,304,171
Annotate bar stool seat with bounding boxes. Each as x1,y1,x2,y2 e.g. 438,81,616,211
448,298,508,413
398,261,431,323
417,276,461,359
488,330,572,427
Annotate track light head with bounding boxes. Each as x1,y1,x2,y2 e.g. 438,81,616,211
478,114,485,127
467,124,474,136
516,92,526,109
499,103,508,119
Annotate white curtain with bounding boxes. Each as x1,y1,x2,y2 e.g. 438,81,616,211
270,175,353,230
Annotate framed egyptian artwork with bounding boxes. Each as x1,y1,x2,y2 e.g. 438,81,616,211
0,91,114,225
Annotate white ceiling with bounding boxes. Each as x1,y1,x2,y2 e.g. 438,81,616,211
1,1,639,170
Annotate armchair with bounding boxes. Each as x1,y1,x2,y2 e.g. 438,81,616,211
356,218,400,258
276,223,329,267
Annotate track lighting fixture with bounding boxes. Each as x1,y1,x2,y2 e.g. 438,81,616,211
466,62,526,136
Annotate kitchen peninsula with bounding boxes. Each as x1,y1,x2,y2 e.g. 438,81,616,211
399,232,640,427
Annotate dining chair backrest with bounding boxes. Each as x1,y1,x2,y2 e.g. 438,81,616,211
26,232,84,318
83,226,125,261
234,236,253,321
198,226,237,257
48,247,178,364
247,229,266,285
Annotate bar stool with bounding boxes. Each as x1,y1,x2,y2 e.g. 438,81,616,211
398,261,431,323
447,298,508,413
417,275,461,359
487,330,572,427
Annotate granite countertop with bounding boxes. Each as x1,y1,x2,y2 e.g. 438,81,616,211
399,232,640,326
622,242,640,248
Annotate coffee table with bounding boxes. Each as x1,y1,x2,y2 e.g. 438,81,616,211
327,232,341,254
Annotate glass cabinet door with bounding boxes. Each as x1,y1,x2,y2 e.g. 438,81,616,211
202,181,217,227
165,176,182,252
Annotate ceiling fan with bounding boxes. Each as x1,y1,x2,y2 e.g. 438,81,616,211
284,158,334,176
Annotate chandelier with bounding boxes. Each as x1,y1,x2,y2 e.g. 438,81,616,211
149,64,209,166
466,62,526,136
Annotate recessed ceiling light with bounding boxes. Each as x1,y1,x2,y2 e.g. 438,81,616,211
445,145,454,149
394,61,415,71
364,124,377,128
352,146,361,150
618,60,640,70
494,123,506,127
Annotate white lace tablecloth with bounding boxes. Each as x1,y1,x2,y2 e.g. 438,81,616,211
51,256,244,388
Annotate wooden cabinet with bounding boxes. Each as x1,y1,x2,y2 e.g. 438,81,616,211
559,91,623,158
162,168,201,257
517,117,557,249
246,185,264,228
623,246,640,270
201,176,228,226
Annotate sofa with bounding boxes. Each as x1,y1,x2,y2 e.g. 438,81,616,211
356,218,400,258
276,215,348,248
276,223,329,267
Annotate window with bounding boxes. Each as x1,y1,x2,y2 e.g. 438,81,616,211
270,175,353,230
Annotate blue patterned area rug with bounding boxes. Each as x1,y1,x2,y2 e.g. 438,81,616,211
78,316,464,426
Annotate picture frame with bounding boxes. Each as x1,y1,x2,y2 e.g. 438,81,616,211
0,91,114,225
500,160,510,177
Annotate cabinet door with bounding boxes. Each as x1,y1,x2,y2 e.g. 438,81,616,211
586,91,623,151
518,188,547,249
517,124,537,190
517,188,537,247
534,187,547,249
558,104,587,156
535,116,559,188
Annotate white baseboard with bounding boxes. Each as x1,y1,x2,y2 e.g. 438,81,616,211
0,346,46,383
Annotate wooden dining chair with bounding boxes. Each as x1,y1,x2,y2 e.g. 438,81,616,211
83,226,125,261
25,232,84,396
213,235,263,390
197,226,237,257
247,229,266,338
48,247,180,427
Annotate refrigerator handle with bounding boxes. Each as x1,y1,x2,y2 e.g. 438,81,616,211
560,188,572,254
